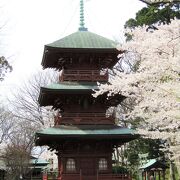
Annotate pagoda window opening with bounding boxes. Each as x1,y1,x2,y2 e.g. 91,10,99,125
66,158,76,172
98,158,108,171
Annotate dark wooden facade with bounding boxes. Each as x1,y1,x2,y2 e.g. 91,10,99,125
36,30,137,180
60,69,108,82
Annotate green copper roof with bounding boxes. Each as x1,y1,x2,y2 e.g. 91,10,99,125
44,82,98,91
36,125,138,146
139,159,168,170
46,31,117,49
36,125,136,136
30,159,49,165
139,159,157,169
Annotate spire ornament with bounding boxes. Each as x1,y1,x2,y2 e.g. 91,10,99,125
79,0,88,31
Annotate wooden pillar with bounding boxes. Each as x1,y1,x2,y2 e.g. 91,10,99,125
80,169,82,180
144,171,147,180
158,170,161,180
147,171,149,180
154,170,156,180
57,154,63,180
57,156,61,180
162,169,166,180
147,171,150,180
97,169,99,180
42,172,48,180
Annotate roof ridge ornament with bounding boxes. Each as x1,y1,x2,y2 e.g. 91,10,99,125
79,0,88,31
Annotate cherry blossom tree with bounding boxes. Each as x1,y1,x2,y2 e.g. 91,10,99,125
95,19,180,174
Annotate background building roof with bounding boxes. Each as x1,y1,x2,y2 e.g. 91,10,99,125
139,159,168,170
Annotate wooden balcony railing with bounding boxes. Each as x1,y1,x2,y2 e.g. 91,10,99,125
43,170,132,180
44,173,131,180
54,112,115,125
60,70,108,82
61,173,81,180
97,174,131,180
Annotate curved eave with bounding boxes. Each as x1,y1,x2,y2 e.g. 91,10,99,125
41,46,121,69
139,159,168,170
36,134,137,146
30,159,49,166
36,125,136,135
38,88,95,107
38,86,125,107
35,125,139,146
45,46,119,52
38,82,98,106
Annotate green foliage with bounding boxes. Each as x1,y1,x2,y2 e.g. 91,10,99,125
124,138,165,178
166,163,180,180
136,6,160,25
124,18,138,29
112,166,128,174
125,138,165,163
124,3,180,29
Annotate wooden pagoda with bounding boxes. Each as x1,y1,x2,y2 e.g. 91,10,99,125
35,1,137,179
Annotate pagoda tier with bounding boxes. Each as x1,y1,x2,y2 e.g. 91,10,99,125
39,82,125,125
36,125,137,179
36,125,137,147
39,82,125,107
42,31,124,70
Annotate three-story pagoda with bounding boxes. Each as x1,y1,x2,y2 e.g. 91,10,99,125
36,1,137,179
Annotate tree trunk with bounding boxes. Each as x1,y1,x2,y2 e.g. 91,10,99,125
169,161,176,180
174,161,180,177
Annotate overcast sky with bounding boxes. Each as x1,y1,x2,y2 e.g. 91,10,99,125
0,0,145,97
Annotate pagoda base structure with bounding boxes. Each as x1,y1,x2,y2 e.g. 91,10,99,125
36,125,137,180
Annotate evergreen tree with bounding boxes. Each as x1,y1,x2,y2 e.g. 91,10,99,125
124,2,180,41
125,2,180,29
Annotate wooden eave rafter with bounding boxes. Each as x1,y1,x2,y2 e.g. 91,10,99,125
38,89,94,107
38,88,125,108
42,46,121,69
35,134,137,147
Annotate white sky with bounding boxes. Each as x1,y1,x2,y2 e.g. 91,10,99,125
0,0,145,96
